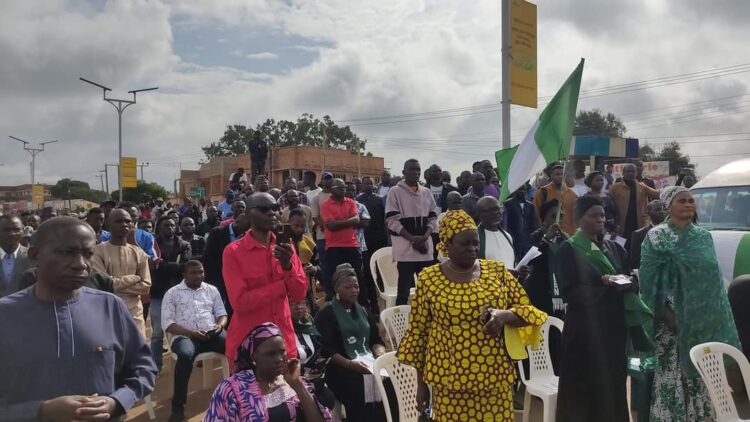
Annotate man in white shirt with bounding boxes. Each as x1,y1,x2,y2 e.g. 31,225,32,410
303,170,323,203
476,196,516,267
376,170,392,198
161,260,227,421
476,197,532,283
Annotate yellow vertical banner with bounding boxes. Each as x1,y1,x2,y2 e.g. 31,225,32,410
32,184,45,208
510,0,537,108
120,157,138,188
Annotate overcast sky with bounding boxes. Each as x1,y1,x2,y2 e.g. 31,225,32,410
2,0,749,192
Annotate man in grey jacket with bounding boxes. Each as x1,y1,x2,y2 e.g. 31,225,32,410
0,217,155,421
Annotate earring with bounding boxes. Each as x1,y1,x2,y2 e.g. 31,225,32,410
335,293,340,300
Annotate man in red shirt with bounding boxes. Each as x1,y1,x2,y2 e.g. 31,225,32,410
321,179,373,312
221,193,308,365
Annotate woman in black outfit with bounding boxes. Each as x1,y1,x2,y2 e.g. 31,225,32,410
314,264,396,422
554,195,631,422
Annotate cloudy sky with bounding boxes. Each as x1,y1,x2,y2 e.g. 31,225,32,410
2,0,749,193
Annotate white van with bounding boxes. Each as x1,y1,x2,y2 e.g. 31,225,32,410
690,157,750,283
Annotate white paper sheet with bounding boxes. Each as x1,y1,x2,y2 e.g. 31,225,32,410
353,354,389,377
613,236,627,248
515,246,542,271
609,275,632,285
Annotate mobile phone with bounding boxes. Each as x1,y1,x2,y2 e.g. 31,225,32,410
275,224,293,244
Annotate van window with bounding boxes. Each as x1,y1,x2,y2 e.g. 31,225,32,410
692,186,750,230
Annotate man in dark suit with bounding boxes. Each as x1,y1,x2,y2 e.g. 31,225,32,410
629,199,667,269
203,211,252,317
0,216,33,298
503,183,539,264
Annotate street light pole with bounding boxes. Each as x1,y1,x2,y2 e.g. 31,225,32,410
80,77,158,202
95,173,105,193
8,136,58,186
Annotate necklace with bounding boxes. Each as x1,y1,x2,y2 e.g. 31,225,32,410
447,259,477,274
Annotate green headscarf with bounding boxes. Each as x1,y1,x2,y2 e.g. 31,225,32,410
568,230,655,352
640,221,740,375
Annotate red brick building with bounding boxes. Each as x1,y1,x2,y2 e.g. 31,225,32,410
180,146,385,201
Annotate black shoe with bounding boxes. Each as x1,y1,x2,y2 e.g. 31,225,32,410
168,408,186,422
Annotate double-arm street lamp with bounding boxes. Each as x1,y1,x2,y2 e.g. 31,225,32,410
7,136,58,186
80,77,158,202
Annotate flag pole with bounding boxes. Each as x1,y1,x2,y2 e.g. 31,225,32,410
555,160,567,225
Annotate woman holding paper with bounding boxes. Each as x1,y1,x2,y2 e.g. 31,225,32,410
554,195,649,422
398,210,547,421
641,186,740,421
313,263,390,422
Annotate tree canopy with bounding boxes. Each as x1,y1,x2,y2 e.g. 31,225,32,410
201,113,367,162
574,109,627,137
50,179,106,203
110,180,170,203
639,141,693,174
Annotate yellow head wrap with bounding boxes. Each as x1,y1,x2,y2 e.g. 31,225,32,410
437,210,477,256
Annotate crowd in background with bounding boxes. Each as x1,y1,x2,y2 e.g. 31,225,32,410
0,156,744,422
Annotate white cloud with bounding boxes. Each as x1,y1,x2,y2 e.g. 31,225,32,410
0,0,749,194
246,52,279,60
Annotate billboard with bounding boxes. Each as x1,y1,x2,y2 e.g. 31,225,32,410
32,184,45,208
120,157,138,188
510,0,537,108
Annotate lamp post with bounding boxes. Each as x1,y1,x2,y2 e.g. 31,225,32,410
80,77,157,202
7,136,58,186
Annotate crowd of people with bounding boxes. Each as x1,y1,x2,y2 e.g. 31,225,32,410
0,156,742,422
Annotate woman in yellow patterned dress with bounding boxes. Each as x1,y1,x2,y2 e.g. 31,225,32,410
397,210,547,421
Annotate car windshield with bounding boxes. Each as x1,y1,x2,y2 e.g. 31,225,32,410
691,186,750,231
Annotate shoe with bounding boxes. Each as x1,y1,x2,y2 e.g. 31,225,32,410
168,408,186,422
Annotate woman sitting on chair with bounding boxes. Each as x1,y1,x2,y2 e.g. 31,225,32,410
314,263,392,422
290,299,335,410
205,322,331,421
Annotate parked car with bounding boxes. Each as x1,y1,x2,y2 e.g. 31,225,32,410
691,157,750,284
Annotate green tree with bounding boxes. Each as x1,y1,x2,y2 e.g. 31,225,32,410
640,141,692,174
50,179,106,203
111,180,170,203
574,109,627,137
201,114,367,162
639,144,656,161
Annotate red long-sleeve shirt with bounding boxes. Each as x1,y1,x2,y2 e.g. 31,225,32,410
222,230,308,366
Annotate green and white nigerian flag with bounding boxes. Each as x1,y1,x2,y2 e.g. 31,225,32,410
497,59,585,202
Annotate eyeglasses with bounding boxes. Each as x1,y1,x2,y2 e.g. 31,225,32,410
252,204,281,213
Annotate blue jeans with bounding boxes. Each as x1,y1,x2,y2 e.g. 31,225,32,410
171,331,226,410
149,298,163,370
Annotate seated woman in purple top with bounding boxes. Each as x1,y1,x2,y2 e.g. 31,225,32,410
205,322,331,422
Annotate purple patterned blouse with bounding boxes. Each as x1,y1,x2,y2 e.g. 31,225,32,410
204,369,331,422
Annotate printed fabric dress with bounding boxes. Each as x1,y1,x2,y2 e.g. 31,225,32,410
204,369,332,422
397,260,547,422
640,221,741,422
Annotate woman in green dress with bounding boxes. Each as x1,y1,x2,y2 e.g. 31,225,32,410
641,186,741,421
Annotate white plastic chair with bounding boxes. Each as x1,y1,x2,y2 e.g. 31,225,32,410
166,333,231,389
690,342,750,422
516,316,563,422
143,395,156,420
381,305,411,350
370,247,416,309
374,352,421,422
